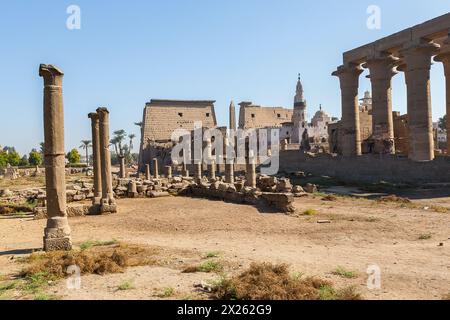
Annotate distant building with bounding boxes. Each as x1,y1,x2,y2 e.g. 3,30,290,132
237,75,335,151
138,99,217,170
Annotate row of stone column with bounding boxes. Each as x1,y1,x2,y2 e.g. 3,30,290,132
88,108,117,213
333,38,450,161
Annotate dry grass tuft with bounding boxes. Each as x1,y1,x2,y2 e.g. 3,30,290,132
20,243,158,279
377,195,411,204
183,260,223,273
302,208,318,216
212,262,361,300
322,195,338,202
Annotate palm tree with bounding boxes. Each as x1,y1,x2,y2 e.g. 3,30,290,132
128,134,136,152
112,130,127,156
79,140,92,165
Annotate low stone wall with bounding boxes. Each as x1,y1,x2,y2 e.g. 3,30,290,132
278,151,450,184
185,181,296,213
34,204,99,220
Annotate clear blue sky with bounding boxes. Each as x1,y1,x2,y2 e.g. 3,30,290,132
0,0,449,155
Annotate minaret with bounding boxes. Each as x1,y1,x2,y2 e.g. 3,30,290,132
292,74,307,143
229,100,236,130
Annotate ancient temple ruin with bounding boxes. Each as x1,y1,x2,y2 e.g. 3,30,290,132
332,13,450,161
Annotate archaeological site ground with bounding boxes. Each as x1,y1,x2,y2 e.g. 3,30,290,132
0,2,449,309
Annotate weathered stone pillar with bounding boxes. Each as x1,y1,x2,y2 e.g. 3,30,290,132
195,162,202,183
399,40,440,161
39,64,72,251
208,160,216,181
152,158,159,179
225,162,234,184
127,180,138,198
364,53,398,154
434,43,450,154
97,107,117,213
245,151,256,188
145,163,151,180
332,64,364,156
119,156,126,178
165,165,172,179
182,163,189,178
88,112,102,205
229,101,236,131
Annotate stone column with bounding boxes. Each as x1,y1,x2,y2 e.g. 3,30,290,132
165,165,172,179
245,151,256,188
208,160,216,181
399,40,440,161
39,64,72,251
434,45,450,154
119,156,126,178
195,162,202,183
152,158,159,179
127,180,138,198
364,53,398,154
88,112,102,205
182,162,189,177
225,162,234,184
229,101,236,131
332,64,364,156
145,163,151,180
97,107,117,213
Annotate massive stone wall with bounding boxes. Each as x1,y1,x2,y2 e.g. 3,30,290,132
238,102,293,129
141,100,217,142
278,150,450,184
139,100,218,170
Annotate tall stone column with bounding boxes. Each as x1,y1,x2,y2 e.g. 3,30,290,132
399,40,440,161
229,101,236,130
39,64,72,251
434,44,450,154
332,64,363,156
152,158,159,179
145,163,151,180
88,112,102,205
364,53,398,154
97,107,117,213
119,156,126,178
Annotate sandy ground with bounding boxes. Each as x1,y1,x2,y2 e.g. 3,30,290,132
1,194,449,300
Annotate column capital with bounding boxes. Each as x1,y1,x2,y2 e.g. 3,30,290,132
434,44,450,76
96,107,109,114
363,52,399,80
398,39,440,72
332,63,363,78
332,63,363,88
88,112,99,120
39,64,64,87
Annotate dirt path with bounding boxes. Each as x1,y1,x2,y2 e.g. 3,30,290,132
1,195,449,300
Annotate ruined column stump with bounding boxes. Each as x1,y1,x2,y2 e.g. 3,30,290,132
165,165,172,179
152,158,159,179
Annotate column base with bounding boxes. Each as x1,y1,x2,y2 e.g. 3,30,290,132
43,234,72,251
100,198,117,214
